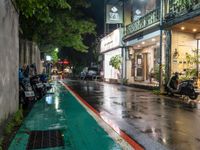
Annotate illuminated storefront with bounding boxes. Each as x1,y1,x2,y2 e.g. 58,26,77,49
100,28,123,82
125,30,162,86
123,0,161,87
163,0,200,85
166,17,200,81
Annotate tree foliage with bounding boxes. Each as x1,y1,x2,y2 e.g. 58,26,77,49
16,0,70,22
16,0,96,52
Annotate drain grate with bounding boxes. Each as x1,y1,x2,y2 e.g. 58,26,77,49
26,129,64,150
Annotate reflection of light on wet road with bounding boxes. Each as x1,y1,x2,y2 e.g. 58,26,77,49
100,111,121,135
45,95,53,104
103,85,123,117
64,80,200,150
55,96,59,110
152,127,156,137
162,137,167,144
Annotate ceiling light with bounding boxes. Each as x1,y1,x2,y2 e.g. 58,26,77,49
193,29,197,32
152,38,156,42
181,27,185,30
142,42,145,44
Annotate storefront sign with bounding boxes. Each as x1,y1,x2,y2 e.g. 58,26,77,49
106,5,123,24
100,28,123,53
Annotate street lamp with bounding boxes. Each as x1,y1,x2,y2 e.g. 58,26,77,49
46,55,52,61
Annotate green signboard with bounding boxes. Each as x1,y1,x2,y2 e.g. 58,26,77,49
106,5,123,24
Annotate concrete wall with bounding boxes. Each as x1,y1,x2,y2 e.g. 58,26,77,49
19,39,42,73
0,0,19,121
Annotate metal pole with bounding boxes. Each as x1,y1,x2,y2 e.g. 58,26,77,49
159,0,163,91
197,40,199,77
121,0,125,83
104,0,107,35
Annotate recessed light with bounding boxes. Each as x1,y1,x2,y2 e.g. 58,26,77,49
181,27,185,30
193,29,197,32
142,42,145,44
152,38,156,42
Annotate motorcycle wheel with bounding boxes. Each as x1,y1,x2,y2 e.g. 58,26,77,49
167,90,174,96
189,91,198,100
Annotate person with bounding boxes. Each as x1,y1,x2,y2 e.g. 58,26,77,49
167,72,179,92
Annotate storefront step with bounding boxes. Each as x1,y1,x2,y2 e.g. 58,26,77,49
125,82,159,90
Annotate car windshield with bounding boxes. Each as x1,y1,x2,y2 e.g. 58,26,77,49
88,68,98,72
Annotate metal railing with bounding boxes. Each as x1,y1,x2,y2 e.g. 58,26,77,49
126,8,160,35
168,0,200,17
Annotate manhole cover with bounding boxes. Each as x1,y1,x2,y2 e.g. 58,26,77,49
26,129,64,150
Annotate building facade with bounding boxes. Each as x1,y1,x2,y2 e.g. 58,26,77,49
123,0,161,87
100,28,124,83
101,0,200,88
163,0,200,86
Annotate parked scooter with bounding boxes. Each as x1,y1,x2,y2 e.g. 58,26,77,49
19,67,35,108
166,72,198,100
39,74,52,91
19,78,35,108
30,75,46,99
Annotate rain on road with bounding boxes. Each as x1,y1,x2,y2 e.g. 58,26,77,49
63,79,200,150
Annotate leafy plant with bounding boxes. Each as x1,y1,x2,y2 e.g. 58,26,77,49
0,137,3,149
174,0,192,10
4,122,14,135
13,109,23,126
122,78,128,84
109,55,122,70
152,90,160,95
4,109,23,135
150,64,166,83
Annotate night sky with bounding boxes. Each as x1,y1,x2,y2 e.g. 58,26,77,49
87,0,104,35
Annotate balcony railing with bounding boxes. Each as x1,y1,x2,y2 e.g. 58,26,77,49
168,0,200,17
126,8,160,35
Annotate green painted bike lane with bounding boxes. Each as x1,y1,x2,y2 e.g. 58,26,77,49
9,82,121,150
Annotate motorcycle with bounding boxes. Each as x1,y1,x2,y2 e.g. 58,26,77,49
166,73,198,100
39,74,52,91
30,75,46,100
19,78,35,109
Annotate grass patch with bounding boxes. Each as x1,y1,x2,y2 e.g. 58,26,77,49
0,137,3,150
1,108,23,149
152,90,161,95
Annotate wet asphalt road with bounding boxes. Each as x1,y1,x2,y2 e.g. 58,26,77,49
63,79,200,150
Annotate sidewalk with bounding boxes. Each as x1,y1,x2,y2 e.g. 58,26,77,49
9,82,126,150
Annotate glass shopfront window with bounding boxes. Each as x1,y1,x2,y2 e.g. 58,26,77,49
171,30,199,80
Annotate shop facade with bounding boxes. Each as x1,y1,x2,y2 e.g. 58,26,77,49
100,28,123,82
163,0,200,86
125,30,161,86
123,6,162,87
